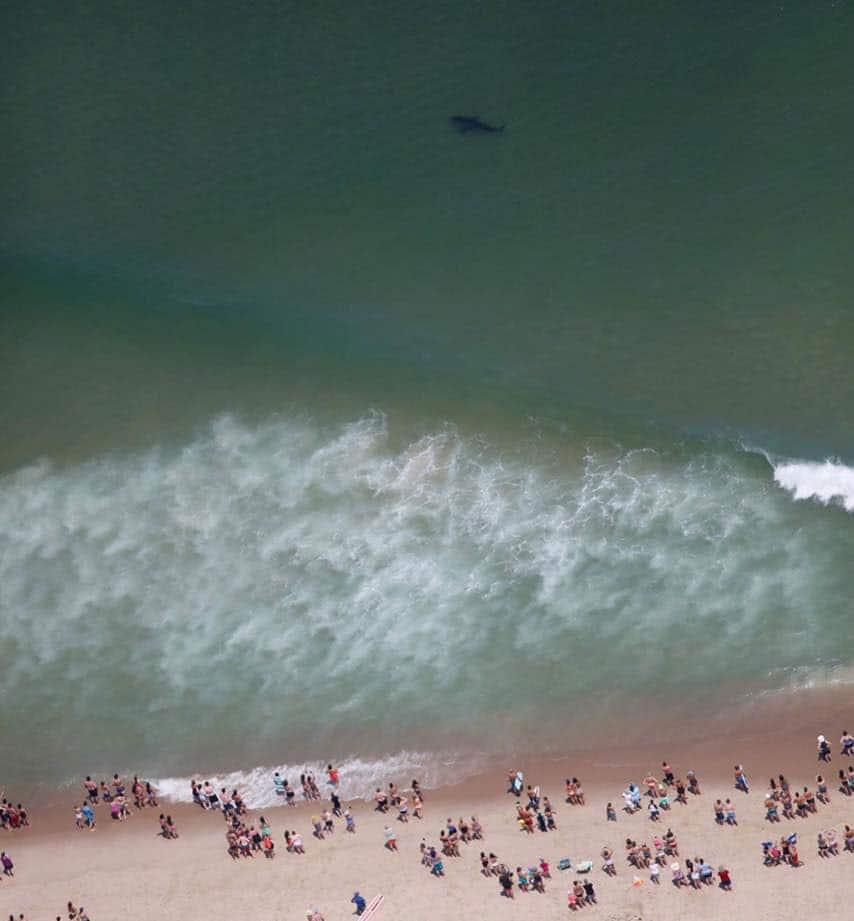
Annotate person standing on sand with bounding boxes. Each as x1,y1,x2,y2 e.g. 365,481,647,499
1,852,13,876
841,730,854,757
818,735,832,762
734,764,749,793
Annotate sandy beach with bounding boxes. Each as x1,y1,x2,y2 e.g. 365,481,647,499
4,702,854,921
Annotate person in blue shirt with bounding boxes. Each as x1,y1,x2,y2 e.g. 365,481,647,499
351,892,366,914
82,803,96,829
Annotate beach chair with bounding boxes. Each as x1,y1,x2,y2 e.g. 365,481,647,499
558,857,572,871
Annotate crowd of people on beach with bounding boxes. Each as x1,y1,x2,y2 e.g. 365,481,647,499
9,730,854,919
504,765,734,902
71,774,160,832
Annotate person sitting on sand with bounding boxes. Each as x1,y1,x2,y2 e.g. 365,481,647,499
351,892,367,915
292,831,305,853
687,770,701,795
825,828,839,855
816,775,830,804
1,853,14,876
718,865,732,890
804,786,817,813
765,795,780,822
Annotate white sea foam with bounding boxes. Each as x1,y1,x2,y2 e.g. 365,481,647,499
772,459,854,512
1,412,852,784
154,750,480,809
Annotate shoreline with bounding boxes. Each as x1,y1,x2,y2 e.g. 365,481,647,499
4,702,854,920
19,678,854,810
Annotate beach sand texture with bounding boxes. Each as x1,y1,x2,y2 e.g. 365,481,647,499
3,722,854,921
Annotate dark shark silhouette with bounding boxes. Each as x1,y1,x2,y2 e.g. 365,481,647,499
450,115,505,134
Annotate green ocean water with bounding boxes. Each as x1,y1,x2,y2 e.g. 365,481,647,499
2,0,854,792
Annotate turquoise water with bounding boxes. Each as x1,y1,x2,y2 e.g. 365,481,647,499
2,0,854,790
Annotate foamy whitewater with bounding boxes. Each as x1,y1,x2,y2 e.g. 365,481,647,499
2,412,853,786
773,459,854,513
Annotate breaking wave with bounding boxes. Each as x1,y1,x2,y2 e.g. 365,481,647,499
2,411,853,784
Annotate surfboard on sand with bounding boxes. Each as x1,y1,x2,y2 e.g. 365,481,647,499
362,894,384,919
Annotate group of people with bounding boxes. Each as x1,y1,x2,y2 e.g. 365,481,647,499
372,780,424,824
73,774,159,830
495,859,559,899
190,780,246,816
0,800,29,831
0,795,27,892
764,773,828,822
620,763,703,820
512,783,558,834
416,815,484,869
225,813,277,859
817,731,854,763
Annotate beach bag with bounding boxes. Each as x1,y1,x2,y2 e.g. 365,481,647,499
558,857,572,871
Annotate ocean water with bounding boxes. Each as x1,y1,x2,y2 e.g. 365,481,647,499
2,0,854,795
